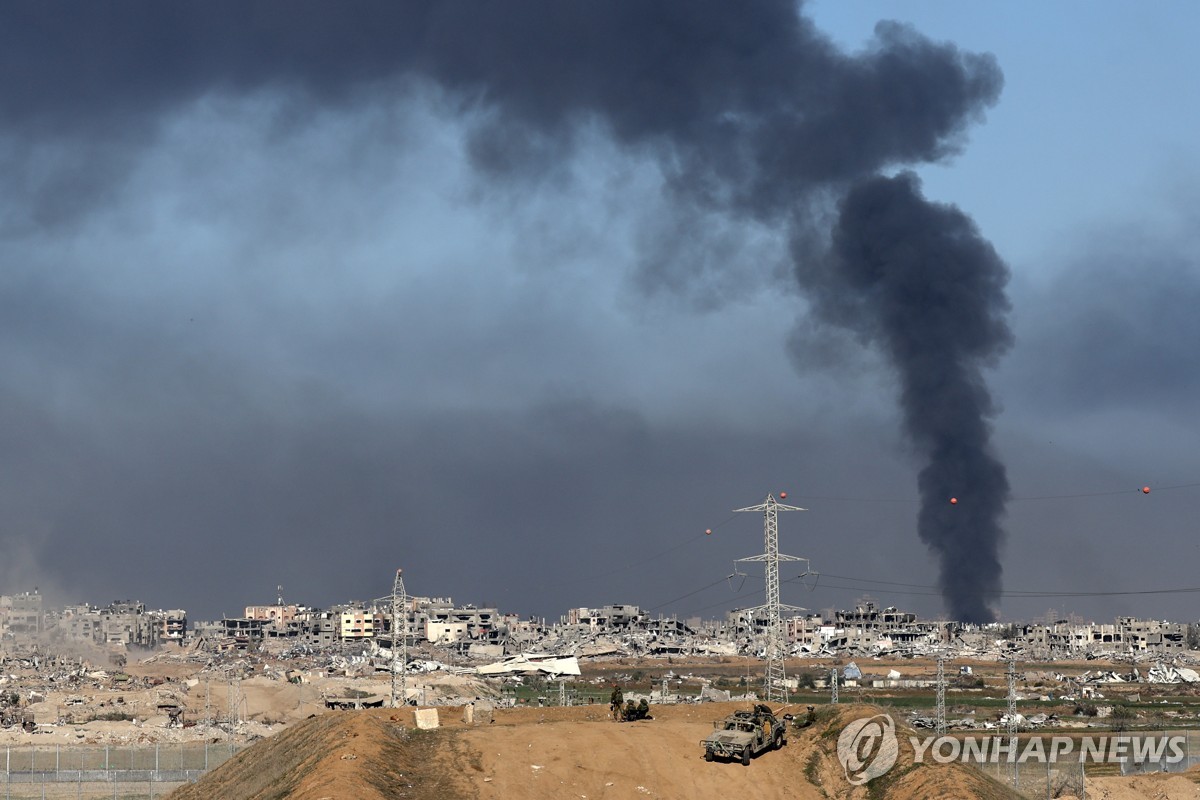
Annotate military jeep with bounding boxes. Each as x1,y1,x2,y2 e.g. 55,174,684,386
701,704,786,765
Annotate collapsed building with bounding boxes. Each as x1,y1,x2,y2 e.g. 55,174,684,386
2,595,186,652
4,585,1197,667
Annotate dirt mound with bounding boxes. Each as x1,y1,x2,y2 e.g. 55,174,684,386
1085,766,1200,800
167,711,460,800
166,702,1024,800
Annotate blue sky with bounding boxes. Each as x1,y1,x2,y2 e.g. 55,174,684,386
812,1,1200,270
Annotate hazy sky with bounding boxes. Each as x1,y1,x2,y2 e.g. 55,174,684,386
1,2,1198,625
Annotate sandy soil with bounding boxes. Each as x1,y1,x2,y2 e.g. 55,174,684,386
1084,769,1200,799
167,702,1025,800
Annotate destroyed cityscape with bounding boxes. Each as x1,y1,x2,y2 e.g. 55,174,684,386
5,580,1200,727
5,0,1200,798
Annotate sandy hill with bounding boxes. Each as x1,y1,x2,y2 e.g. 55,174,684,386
167,702,1025,800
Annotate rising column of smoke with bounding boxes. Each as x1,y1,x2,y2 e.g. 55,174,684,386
800,174,1012,622
2,1,1012,617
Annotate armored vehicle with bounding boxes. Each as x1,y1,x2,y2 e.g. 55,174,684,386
701,704,786,765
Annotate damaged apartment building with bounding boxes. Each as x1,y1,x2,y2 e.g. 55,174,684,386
0,591,44,645
57,601,186,649
193,595,514,652
1004,616,1188,657
724,601,948,654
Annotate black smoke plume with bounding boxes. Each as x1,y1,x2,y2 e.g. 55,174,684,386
801,174,1012,621
2,1,1010,618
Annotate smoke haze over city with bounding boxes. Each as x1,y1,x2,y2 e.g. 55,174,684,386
0,1,1198,625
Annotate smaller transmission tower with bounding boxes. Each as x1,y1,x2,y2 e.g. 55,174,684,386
391,568,409,709
558,680,567,707
1006,659,1018,750
228,678,243,725
831,666,838,704
935,655,947,737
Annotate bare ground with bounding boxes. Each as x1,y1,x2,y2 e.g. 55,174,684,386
165,702,1027,800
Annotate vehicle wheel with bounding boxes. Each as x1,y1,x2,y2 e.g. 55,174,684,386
774,731,784,750
741,747,751,766
704,750,714,762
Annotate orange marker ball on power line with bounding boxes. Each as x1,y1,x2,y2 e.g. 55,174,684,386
1142,486,1151,494
705,528,712,535
779,492,788,499
950,497,958,505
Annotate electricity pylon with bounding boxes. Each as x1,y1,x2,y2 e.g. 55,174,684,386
734,493,812,704
935,654,947,737
390,568,408,709
1006,659,1018,750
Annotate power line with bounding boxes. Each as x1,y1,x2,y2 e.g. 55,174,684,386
644,575,732,612
538,513,742,592
789,480,1200,504
800,572,1200,599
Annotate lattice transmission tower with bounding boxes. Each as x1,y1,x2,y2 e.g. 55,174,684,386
1006,659,1018,750
391,568,409,709
935,654,947,737
733,493,812,704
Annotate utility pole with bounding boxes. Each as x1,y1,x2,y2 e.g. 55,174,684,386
1007,659,1018,748
734,493,812,704
935,654,947,738
390,569,408,709
831,666,838,704
228,679,243,725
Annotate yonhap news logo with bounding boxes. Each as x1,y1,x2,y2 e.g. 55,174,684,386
836,713,899,785
836,713,1189,786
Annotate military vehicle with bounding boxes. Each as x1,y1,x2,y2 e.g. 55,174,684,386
701,704,786,765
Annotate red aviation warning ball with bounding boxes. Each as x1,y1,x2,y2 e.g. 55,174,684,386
779,492,788,499
1143,486,1151,494
950,497,958,505
705,529,713,536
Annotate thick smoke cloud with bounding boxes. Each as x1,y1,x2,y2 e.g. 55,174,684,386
2,2,1001,224
801,174,1012,621
0,1,1010,618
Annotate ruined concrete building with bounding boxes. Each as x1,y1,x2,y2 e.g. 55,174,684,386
50,601,185,649
0,591,43,640
566,605,645,631
414,598,502,644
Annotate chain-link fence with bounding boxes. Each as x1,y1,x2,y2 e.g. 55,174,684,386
972,730,1200,798
976,758,1087,798
0,743,244,800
